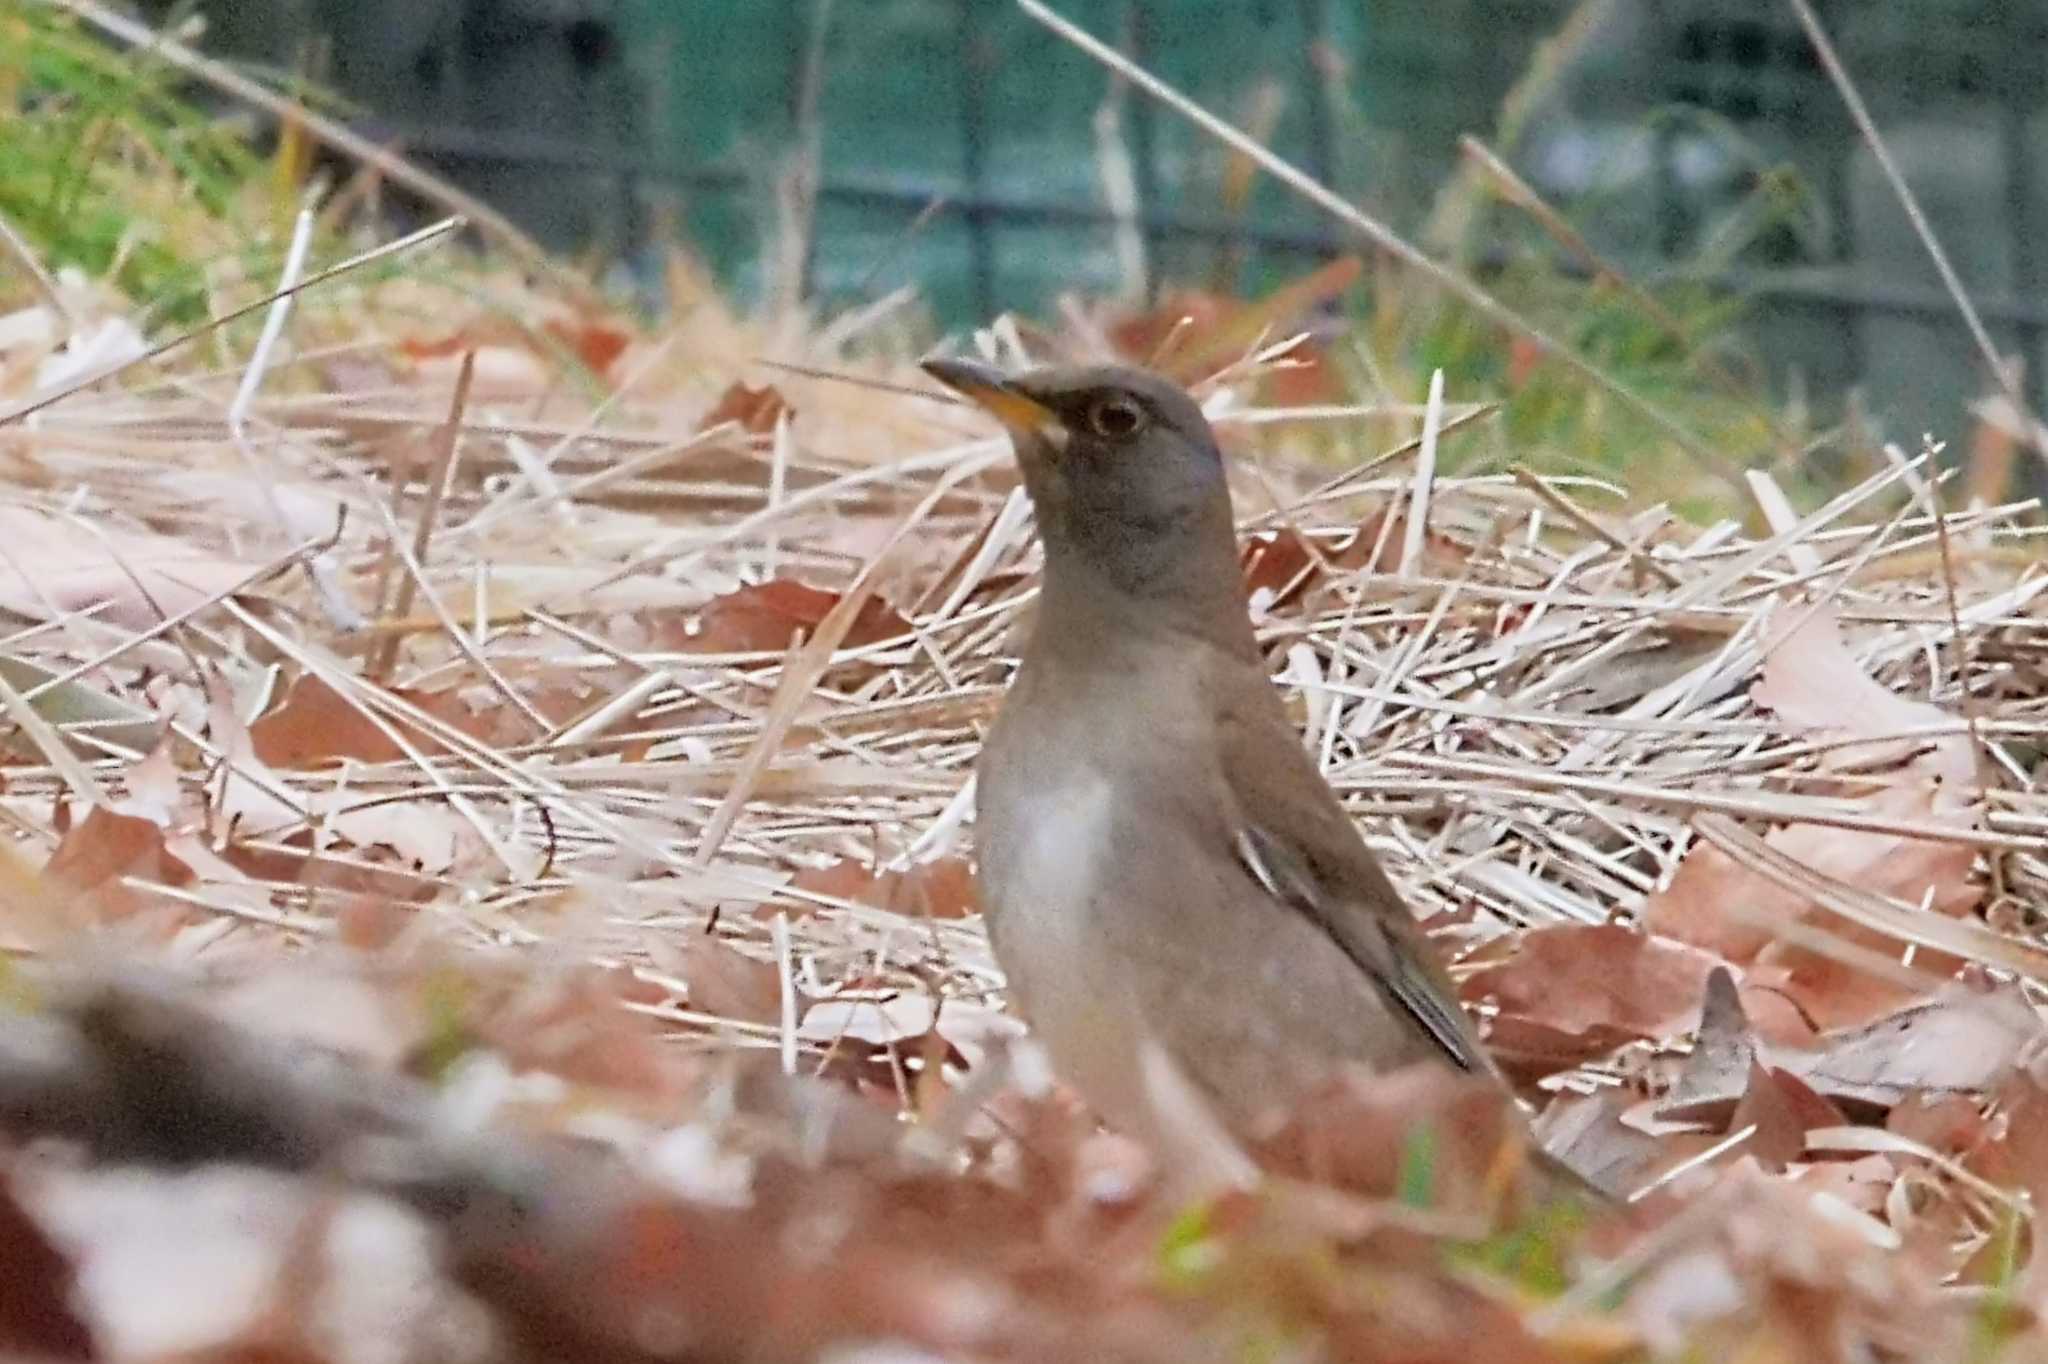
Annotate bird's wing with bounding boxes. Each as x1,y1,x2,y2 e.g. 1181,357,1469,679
1212,667,1497,1078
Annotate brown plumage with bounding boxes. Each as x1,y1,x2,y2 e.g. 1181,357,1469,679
923,358,1581,1200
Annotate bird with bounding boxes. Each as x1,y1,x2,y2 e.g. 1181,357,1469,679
922,355,1586,1202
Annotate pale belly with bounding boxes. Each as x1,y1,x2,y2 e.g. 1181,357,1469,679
974,765,1121,1070
974,760,1258,1192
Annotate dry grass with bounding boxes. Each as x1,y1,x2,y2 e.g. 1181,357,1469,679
5,7,2048,1355
2,247,2042,1065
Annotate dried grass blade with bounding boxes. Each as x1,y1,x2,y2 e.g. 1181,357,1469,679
1692,813,2048,984
693,452,993,866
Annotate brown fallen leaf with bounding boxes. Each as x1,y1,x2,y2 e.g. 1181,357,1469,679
1481,1013,1636,1084
1239,527,1319,608
676,936,788,1027
1530,1088,1733,1202
1749,929,1965,1034
1662,968,2039,1120
1658,967,1762,1125
249,673,575,767
540,314,633,379
698,380,792,435
785,855,977,921
1464,923,1727,1060
1237,506,1463,614
251,674,449,767
1641,787,1980,1023
1726,1062,1848,1170
42,805,191,918
209,677,470,873
1343,502,1471,576
1796,979,2041,1108
35,742,281,929
676,578,912,655
1107,256,1360,392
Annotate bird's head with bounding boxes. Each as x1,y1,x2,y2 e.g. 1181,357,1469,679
921,359,1241,613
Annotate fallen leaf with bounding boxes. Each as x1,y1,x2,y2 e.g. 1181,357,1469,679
1338,502,1470,577
1463,923,1725,1064
1260,341,1346,407
249,674,562,768
1795,980,2040,1108
209,678,467,872
251,674,434,767
1726,1062,1847,1169
681,579,910,654
42,805,190,915
1658,968,1760,1124
397,320,555,398
1641,787,1981,999
786,855,977,921
1751,930,1964,1033
541,316,633,378
1663,970,2039,1119
677,936,787,1026
1753,600,1974,781
1531,1088,1671,1198
1239,529,1320,608
1481,1014,1634,1083
1108,256,1361,387
1237,506,1463,614
1105,289,1233,376
699,381,793,435
395,331,478,361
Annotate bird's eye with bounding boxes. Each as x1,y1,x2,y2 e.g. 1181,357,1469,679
1084,395,1146,440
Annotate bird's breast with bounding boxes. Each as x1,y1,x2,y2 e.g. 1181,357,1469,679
975,757,1113,962
973,757,1156,1123
972,654,1206,1022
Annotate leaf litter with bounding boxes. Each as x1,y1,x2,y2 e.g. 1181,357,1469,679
1,74,2048,1364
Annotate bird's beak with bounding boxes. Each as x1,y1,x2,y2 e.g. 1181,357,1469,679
921,357,1063,447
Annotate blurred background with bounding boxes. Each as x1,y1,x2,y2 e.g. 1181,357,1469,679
114,0,2048,485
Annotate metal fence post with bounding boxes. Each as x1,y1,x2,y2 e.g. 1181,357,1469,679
955,0,998,321
1128,0,1163,301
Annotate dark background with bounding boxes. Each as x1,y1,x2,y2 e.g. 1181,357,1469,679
160,0,2048,454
